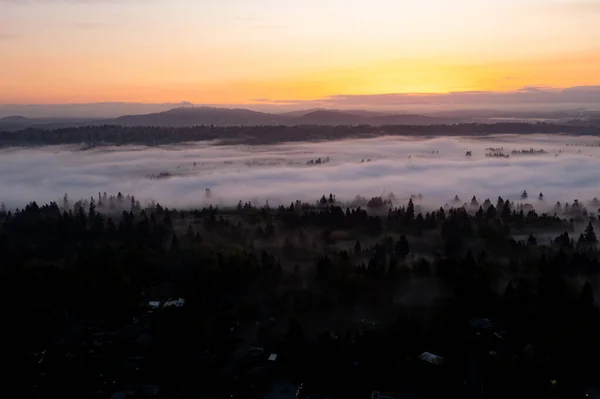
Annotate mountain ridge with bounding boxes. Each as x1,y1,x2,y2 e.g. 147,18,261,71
5,106,599,131
101,106,459,127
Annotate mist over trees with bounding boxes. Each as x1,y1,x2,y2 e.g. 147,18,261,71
3,190,600,397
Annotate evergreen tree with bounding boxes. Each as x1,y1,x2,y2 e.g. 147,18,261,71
265,222,275,238
395,235,410,258
171,234,179,250
406,199,415,222
584,222,598,244
354,240,362,255
88,198,96,219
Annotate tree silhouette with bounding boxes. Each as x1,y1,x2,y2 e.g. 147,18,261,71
406,199,415,222
584,222,598,244
395,235,410,258
354,240,362,255
171,234,179,250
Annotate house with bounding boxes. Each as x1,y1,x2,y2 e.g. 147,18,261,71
371,391,395,399
418,352,444,366
147,298,186,309
109,385,159,399
164,298,185,308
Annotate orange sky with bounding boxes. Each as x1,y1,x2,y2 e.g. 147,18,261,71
1,0,600,104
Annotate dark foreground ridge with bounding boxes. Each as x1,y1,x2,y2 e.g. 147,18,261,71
3,192,600,398
2,122,600,147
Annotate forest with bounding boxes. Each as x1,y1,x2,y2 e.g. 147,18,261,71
3,192,600,398
2,122,600,147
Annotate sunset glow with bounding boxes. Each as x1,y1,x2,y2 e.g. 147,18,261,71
2,0,600,104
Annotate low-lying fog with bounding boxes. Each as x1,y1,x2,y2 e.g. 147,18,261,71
1,134,600,211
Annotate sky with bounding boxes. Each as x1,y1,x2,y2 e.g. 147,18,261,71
1,0,600,105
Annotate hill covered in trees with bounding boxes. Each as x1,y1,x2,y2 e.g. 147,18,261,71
2,122,600,147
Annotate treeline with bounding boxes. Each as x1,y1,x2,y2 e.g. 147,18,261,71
2,122,600,147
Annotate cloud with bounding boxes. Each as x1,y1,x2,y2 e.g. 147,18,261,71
551,0,600,13
0,0,152,3
253,86,600,108
0,34,16,40
517,86,556,93
1,135,599,212
0,30,20,40
72,21,118,30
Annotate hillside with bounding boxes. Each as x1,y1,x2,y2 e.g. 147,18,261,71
294,110,367,125
110,107,285,127
0,115,95,131
103,107,456,126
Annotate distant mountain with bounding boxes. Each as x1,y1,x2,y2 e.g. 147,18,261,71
0,115,96,131
566,118,600,127
278,108,327,118
432,108,600,121
292,109,457,125
371,114,450,125
587,119,600,126
108,107,458,127
0,116,31,131
110,107,285,127
0,115,30,122
105,107,453,127
294,110,367,125
0,107,467,130
0,102,196,119
280,108,387,118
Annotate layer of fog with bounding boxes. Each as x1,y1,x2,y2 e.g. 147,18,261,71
1,135,600,211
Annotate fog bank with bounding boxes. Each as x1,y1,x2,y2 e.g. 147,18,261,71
1,135,600,210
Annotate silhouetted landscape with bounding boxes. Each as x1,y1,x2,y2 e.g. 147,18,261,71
3,122,600,149
2,106,600,132
5,0,600,397
2,132,600,398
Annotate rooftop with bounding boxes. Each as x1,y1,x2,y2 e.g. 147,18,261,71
418,352,444,367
